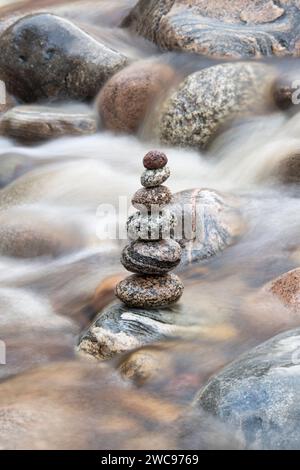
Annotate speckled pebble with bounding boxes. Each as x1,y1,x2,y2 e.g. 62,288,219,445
121,239,182,275
127,209,177,241
143,150,168,170
141,166,170,188
132,185,172,209
115,273,184,308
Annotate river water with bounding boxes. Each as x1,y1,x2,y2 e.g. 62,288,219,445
0,0,299,450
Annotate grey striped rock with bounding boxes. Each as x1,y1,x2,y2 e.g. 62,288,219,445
77,301,188,360
127,209,177,241
196,328,300,450
170,188,244,266
122,0,300,58
116,273,183,308
0,13,127,103
121,239,182,275
132,185,172,209
159,62,275,149
141,166,170,188
0,105,97,142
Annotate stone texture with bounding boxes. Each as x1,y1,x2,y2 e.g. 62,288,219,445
141,166,170,188
0,13,127,103
170,188,244,266
268,268,300,313
159,62,275,149
0,105,97,142
97,60,175,133
121,239,182,275
78,301,194,360
127,209,177,241
132,185,172,209
122,0,300,58
0,92,17,115
115,273,184,308
277,153,300,184
143,150,168,169
196,328,300,449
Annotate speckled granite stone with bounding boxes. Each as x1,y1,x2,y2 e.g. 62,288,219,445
116,273,184,308
143,150,168,169
141,166,170,188
132,185,172,209
121,239,182,275
159,62,275,149
127,209,177,241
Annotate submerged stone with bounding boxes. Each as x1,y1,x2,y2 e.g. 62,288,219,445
0,105,97,142
197,327,300,449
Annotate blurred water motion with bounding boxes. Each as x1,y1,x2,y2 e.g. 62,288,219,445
0,0,299,450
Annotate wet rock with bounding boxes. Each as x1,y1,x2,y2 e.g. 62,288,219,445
122,0,300,58
267,268,300,313
127,209,177,241
277,153,300,184
132,185,172,209
118,346,174,385
170,188,244,266
77,286,238,362
141,166,170,188
116,273,184,308
159,62,275,149
196,328,300,449
121,239,182,275
0,104,97,142
0,361,179,449
78,301,192,360
97,60,175,134
0,13,127,103
272,66,300,111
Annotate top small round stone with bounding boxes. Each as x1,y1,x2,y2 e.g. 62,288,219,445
143,150,168,170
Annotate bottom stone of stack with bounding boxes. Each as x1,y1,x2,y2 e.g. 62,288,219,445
115,273,184,308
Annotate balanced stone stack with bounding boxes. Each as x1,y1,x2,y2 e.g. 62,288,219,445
116,151,184,308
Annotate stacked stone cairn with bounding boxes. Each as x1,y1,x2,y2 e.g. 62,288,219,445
116,151,184,308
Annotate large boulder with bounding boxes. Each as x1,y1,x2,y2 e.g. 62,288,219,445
171,188,244,265
0,104,97,142
158,62,275,149
0,13,127,103
196,328,300,449
122,0,300,58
